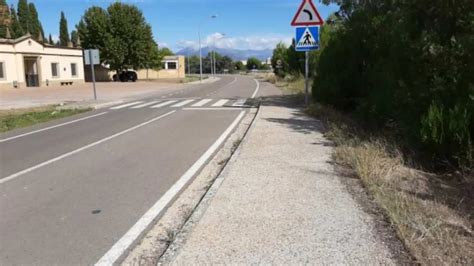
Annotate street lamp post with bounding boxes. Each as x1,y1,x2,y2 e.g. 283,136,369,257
198,15,217,82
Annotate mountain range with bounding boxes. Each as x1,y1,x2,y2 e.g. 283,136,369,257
175,47,273,61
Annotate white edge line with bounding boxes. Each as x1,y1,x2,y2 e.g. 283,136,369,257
95,110,246,266
183,107,243,111
0,112,108,143
251,79,260,99
0,111,176,185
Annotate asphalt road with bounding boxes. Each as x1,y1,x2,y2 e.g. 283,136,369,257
0,75,278,265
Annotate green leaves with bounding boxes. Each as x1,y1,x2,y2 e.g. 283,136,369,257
77,3,161,71
312,0,474,167
59,11,69,46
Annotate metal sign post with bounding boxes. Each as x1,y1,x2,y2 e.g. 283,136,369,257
89,52,97,100
84,49,100,100
305,51,309,106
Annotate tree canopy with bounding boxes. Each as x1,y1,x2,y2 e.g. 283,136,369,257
59,11,69,46
246,57,262,70
28,3,43,40
312,0,474,167
77,3,161,70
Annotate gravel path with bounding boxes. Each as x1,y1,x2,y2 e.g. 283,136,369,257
161,100,399,264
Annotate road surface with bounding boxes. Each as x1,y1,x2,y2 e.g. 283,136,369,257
0,75,277,265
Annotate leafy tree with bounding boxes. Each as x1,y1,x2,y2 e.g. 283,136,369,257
9,5,23,38
28,3,44,41
313,0,474,167
246,57,262,70
271,42,289,77
59,11,69,46
70,30,79,47
234,61,244,71
76,7,110,53
158,47,174,57
286,39,305,75
77,3,161,70
17,0,29,33
48,33,53,45
0,0,10,38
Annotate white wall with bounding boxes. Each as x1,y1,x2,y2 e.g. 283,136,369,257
0,38,84,88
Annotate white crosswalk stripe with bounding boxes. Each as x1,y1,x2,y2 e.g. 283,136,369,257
151,100,177,108
171,99,195,108
192,99,213,107
110,98,253,110
232,98,248,107
110,101,144,110
131,101,160,109
212,99,229,107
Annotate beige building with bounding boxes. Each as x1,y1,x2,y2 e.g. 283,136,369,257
136,55,185,80
0,35,85,89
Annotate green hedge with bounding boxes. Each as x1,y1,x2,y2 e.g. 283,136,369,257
313,0,473,167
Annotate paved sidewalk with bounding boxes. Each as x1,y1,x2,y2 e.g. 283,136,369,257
162,100,399,264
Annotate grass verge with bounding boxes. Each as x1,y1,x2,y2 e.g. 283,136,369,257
306,103,473,265
0,106,91,133
182,75,209,83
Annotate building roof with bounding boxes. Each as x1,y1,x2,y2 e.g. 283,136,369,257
163,55,181,61
0,34,82,50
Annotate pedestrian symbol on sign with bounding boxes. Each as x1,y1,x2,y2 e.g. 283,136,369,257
295,27,319,51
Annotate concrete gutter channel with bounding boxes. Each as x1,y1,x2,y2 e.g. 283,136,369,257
120,104,260,265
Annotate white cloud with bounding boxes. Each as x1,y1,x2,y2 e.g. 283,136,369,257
176,33,292,51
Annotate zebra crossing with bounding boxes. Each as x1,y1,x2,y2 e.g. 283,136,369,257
109,98,252,110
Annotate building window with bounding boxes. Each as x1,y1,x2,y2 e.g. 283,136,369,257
71,63,77,77
51,63,59,78
0,62,4,79
167,62,177,70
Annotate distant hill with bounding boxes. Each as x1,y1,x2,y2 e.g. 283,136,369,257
176,47,273,61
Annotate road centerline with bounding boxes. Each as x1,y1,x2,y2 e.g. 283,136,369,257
0,110,177,185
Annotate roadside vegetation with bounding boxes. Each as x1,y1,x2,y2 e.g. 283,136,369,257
269,74,473,265
269,1,473,260
0,106,90,132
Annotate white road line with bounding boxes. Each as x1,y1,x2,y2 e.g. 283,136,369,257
192,99,213,107
110,101,144,110
251,79,260,99
131,101,160,109
232,98,247,107
95,110,246,266
183,107,243,111
0,112,108,143
171,99,195,108
229,77,237,85
0,111,176,185
212,99,229,107
150,100,177,109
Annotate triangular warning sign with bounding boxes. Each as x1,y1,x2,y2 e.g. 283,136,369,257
297,28,317,47
291,0,324,26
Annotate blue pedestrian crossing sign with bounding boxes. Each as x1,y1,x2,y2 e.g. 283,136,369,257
295,26,319,52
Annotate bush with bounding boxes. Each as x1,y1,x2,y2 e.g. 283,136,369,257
313,0,474,168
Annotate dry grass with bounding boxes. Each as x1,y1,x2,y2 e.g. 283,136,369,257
307,103,474,265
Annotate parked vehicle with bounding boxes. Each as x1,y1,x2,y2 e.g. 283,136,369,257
113,70,138,82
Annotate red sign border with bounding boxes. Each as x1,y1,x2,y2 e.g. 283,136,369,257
291,0,324,26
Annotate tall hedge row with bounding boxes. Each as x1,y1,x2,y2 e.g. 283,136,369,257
313,0,473,167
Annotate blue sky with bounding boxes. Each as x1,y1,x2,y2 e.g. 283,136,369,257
6,0,339,51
